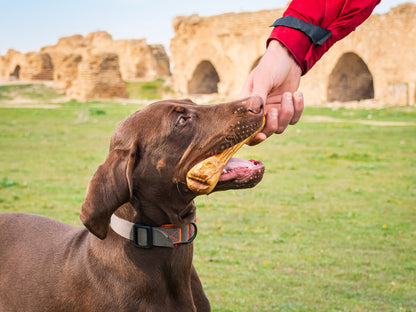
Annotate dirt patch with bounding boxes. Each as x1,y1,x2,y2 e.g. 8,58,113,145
0,81,67,108
302,115,416,126
0,103,61,109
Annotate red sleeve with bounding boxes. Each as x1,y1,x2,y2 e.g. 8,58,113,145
268,0,381,74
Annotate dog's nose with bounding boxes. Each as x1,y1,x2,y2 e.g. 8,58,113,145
246,96,264,115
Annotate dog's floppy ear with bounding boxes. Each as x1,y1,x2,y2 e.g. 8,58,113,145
80,148,136,239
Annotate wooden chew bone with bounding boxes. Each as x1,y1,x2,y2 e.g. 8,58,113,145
186,120,264,195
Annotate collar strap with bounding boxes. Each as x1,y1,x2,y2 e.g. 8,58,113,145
110,214,197,248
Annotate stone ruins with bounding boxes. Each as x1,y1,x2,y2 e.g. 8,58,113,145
171,3,416,106
0,3,415,105
0,31,170,101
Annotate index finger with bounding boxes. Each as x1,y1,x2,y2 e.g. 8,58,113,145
289,91,304,125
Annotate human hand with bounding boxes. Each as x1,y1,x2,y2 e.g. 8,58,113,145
240,40,304,145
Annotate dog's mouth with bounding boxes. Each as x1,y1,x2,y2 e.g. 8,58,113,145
186,120,265,195
215,157,264,191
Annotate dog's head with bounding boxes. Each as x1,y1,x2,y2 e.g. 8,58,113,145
80,97,265,239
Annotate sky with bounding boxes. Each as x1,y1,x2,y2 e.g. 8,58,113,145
0,0,413,56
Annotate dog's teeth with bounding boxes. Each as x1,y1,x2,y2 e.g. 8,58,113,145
222,169,228,174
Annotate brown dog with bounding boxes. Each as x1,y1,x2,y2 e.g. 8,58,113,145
0,97,265,311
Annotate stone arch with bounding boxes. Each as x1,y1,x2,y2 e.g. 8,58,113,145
250,57,262,72
327,52,374,102
414,83,416,105
188,60,220,94
10,65,21,80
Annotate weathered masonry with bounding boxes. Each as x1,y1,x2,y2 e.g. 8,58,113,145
171,3,416,106
0,31,170,101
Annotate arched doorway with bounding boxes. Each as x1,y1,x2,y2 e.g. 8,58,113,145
10,65,20,80
414,82,416,105
327,52,374,102
188,60,220,94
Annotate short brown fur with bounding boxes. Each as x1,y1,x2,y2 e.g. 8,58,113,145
0,97,264,311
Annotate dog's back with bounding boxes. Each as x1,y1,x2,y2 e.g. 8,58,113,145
0,213,88,311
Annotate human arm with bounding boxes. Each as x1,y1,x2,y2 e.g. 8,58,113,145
241,0,381,145
240,40,303,145
270,0,382,74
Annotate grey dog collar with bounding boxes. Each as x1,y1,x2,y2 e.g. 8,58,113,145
110,214,197,248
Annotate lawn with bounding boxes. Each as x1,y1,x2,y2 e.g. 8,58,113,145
1,89,415,311
0,83,64,102
125,79,172,99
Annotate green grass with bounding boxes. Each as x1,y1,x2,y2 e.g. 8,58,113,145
0,84,64,102
305,106,416,122
125,79,171,99
1,99,415,311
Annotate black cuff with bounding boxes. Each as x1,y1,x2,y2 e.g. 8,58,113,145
271,16,332,46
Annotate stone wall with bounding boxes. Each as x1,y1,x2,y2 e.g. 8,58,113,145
170,9,283,96
170,3,416,106
40,31,171,91
0,31,170,101
42,31,171,82
67,52,128,101
0,49,53,81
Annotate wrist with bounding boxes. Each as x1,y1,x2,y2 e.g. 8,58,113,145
267,40,302,77
268,26,312,74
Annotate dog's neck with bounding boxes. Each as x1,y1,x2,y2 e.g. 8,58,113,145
114,196,196,228
107,198,197,249
109,214,197,248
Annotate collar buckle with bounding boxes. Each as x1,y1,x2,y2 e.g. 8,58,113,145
133,224,153,249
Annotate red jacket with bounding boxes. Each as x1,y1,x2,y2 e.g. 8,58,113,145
268,0,381,74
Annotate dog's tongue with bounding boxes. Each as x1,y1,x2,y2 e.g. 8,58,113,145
218,158,263,182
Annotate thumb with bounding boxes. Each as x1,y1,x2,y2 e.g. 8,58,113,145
251,79,269,104
240,73,268,103
239,74,253,99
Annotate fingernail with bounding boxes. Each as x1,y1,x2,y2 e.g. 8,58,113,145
270,108,278,118
285,93,292,101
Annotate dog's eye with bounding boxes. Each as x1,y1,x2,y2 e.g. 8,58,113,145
176,116,189,126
